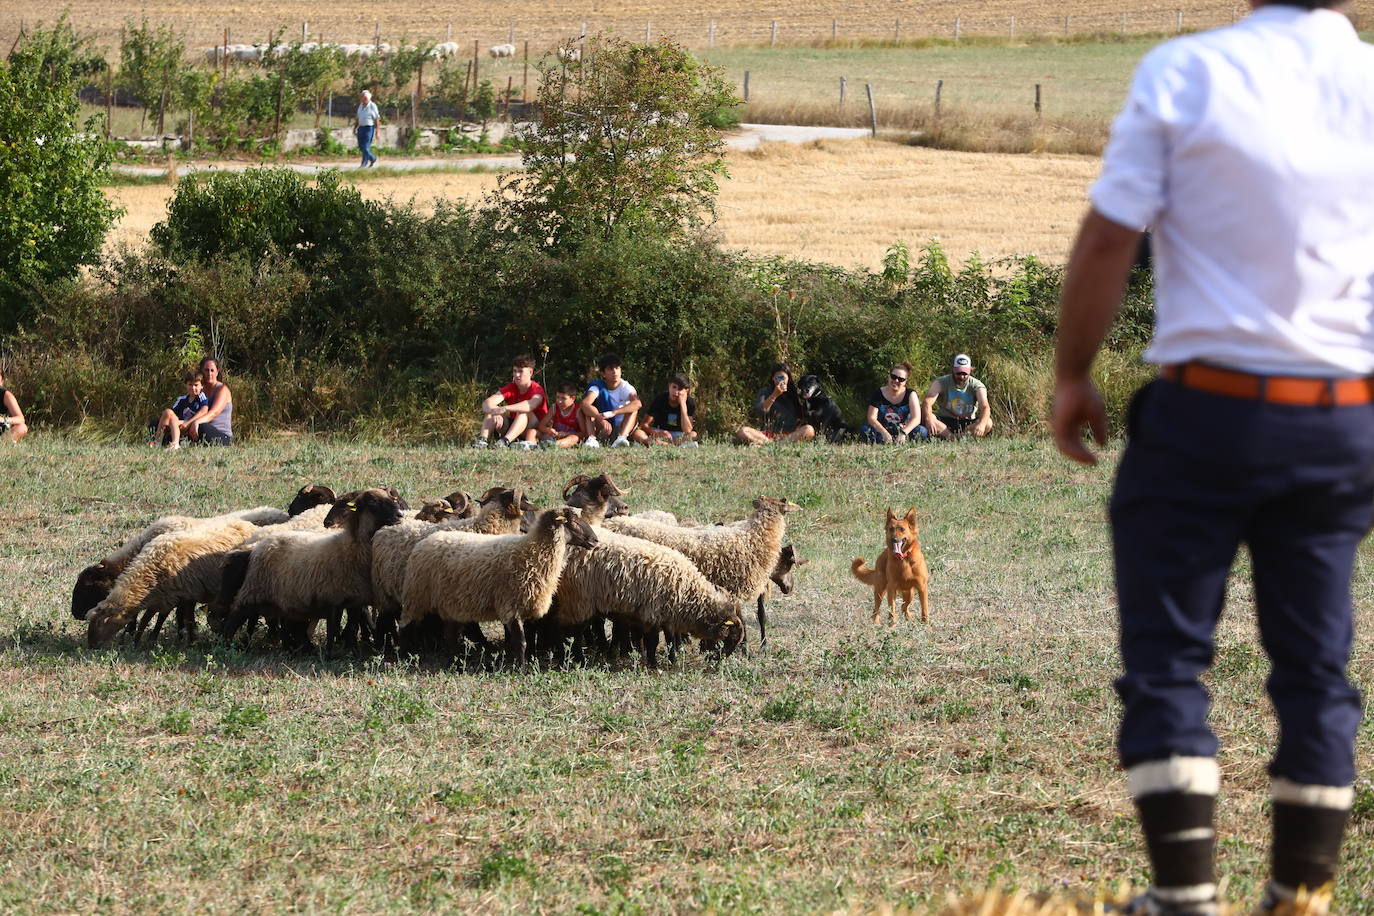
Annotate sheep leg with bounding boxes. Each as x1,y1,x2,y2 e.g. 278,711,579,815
503,621,526,669
665,631,680,665
135,608,169,646
639,630,659,670
756,594,768,649
586,617,610,655
375,608,401,654
324,607,342,658
177,602,198,643
220,606,255,644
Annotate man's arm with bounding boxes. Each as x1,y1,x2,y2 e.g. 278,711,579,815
972,386,993,435
1052,208,1142,465
502,391,544,415
481,391,507,416
921,383,945,436
678,394,694,437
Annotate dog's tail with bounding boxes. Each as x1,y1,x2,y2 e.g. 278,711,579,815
851,557,881,586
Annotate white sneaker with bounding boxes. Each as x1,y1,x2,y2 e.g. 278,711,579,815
580,438,601,449
610,436,630,448
513,440,537,450
470,438,488,449
167,443,181,450
679,440,699,448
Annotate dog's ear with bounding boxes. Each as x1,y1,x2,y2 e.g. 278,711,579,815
905,507,918,525
886,507,896,520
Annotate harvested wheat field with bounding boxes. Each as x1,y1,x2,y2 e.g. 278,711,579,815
9,0,1371,56
105,140,1100,270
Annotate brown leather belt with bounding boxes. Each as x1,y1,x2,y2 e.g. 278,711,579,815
1160,363,1374,407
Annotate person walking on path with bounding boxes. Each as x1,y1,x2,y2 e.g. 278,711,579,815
355,90,380,168
1052,1,1374,913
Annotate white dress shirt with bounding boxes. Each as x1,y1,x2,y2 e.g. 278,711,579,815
1092,6,1374,376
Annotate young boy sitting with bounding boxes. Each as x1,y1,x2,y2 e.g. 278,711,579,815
472,354,547,449
536,383,587,449
579,352,642,449
150,370,208,449
632,373,699,447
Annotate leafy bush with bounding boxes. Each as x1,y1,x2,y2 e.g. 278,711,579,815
0,22,121,333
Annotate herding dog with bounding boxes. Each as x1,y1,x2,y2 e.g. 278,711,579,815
851,507,931,624
797,375,854,443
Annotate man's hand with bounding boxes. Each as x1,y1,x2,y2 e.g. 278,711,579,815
927,417,948,438
1052,376,1109,465
973,417,992,437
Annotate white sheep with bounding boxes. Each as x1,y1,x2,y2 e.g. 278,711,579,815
604,497,799,647
400,507,597,666
431,41,461,59
557,47,581,62
86,518,260,648
488,43,516,58
220,489,404,654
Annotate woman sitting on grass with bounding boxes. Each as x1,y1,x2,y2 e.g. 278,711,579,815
194,357,233,445
736,362,816,446
1,366,29,443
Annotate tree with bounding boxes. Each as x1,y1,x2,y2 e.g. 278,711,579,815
497,34,739,245
0,22,121,332
117,19,186,133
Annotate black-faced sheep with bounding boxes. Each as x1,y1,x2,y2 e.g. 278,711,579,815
399,507,597,666
219,488,404,654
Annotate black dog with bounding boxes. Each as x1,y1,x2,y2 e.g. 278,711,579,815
798,375,854,443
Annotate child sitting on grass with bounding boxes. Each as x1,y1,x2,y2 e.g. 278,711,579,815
579,352,642,449
632,373,699,447
149,370,208,449
536,383,587,449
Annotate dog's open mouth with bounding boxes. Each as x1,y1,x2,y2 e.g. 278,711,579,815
890,537,907,558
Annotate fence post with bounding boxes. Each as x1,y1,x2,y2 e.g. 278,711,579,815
302,21,308,42
1064,16,1070,35
504,76,513,120
374,22,381,48
645,21,651,42
273,75,284,139
935,79,943,117
954,17,961,41
1176,9,1183,31
410,92,417,130
416,60,424,124
839,75,846,105
223,27,230,76
743,70,750,102
708,19,716,48
508,24,514,43
447,23,452,41
104,67,113,139
523,41,529,99
473,39,480,84
1121,13,1128,34
770,20,777,47
832,19,837,42
327,92,332,128
894,18,900,42
1034,83,1041,117
1010,16,1016,38
865,82,877,136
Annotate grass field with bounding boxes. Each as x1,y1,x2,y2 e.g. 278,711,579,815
101,140,1103,271
2,436,1372,912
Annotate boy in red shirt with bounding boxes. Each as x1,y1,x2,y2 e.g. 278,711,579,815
471,354,547,449
536,383,587,448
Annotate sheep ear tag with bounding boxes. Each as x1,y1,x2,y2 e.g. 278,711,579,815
722,620,736,628
554,513,567,523
347,501,358,512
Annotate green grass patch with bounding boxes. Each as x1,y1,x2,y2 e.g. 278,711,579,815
1,436,1372,911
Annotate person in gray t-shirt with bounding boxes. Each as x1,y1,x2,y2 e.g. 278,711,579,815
354,90,380,167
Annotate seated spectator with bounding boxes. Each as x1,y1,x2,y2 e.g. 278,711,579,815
473,354,547,449
195,357,234,445
860,362,926,444
736,362,816,446
150,369,209,449
579,352,642,449
922,353,992,439
633,373,699,447
536,383,587,449
0,366,28,443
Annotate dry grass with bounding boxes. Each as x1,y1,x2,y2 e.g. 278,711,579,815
102,140,1100,271
6,0,1372,55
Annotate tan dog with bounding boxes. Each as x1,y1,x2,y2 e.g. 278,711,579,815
851,507,931,624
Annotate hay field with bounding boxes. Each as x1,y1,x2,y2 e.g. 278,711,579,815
9,0,1372,57
104,141,1101,270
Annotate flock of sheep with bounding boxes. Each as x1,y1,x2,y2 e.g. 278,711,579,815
201,40,527,63
71,475,804,669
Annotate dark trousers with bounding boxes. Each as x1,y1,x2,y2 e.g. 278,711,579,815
357,124,376,166
1110,379,1374,786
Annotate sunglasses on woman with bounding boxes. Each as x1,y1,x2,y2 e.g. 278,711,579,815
890,374,908,383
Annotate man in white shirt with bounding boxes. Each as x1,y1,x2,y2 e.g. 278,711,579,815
1052,1,1374,913
355,89,380,168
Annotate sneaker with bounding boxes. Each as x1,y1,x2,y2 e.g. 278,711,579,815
470,438,488,449
492,437,511,449
1109,892,1219,916
538,439,556,450
167,443,181,450
610,436,630,448
580,437,601,449
513,440,537,451
679,440,700,448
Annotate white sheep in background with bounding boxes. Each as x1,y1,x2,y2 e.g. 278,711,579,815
556,47,581,62
400,507,597,666
231,44,261,62
430,41,461,59
604,497,799,648
219,488,404,655
488,43,516,58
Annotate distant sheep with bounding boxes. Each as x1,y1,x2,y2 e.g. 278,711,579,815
557,47,581,62
220,489,404,654
488,43,516,58
431,41,461,59
400,507,597,666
